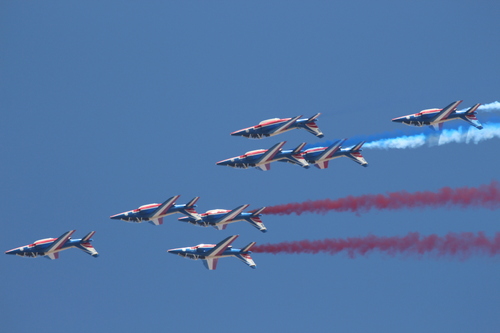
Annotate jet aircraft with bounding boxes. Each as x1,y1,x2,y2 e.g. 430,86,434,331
5,230,98,260
110,195,200,226
167,235,257,270
286,139,368,169
216,141,309,171
178,204,267,232
230,113,324,139
392,100,483,130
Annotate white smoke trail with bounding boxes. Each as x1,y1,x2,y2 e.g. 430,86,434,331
478,101,500,112
365,123,500,150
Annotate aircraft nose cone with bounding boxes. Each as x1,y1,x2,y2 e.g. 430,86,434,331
216,160,231,166
5,249,17,255
392,117,404,123
230,130,243,136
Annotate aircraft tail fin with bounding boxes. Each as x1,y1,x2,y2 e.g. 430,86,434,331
292,142,307,154
251,207,266,216
80,231,96,243
241,242,256,252
460,103,483,129
345,141,368,167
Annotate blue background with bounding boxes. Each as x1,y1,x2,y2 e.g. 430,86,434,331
1,1,499,332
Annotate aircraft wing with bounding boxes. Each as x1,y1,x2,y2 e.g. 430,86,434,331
203,258,219,270
316,139,345,161
150,195,181,219
205,235,239,257
214,204,250,224
268,115,302,135
429,100,462,123
44,230,76,254
255,141,286,165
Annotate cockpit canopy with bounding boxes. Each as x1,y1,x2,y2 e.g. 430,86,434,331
259,118,279,125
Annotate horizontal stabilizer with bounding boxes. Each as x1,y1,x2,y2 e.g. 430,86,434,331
77,242,99,257
235,253,256,268
245,216,267,232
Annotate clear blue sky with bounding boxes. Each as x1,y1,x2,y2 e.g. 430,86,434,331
1,1,499,332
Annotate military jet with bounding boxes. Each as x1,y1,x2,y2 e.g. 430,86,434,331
110,195,199,225
392,100,482,131
216,141,309,171
295,139,368,169
167,235,256,270
231,114,324,139
5,230,98,260
178,204,267,232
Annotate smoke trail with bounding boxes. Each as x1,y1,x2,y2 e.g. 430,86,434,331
364,122,500,149
264,182,500,216
477,101,500,112
303,101,500,150
253,232,500,259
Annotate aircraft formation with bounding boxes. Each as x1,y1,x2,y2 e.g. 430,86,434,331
5,101,485,269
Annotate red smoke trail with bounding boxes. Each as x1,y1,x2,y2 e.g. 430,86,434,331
264,182,500,215
253,232,500,258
